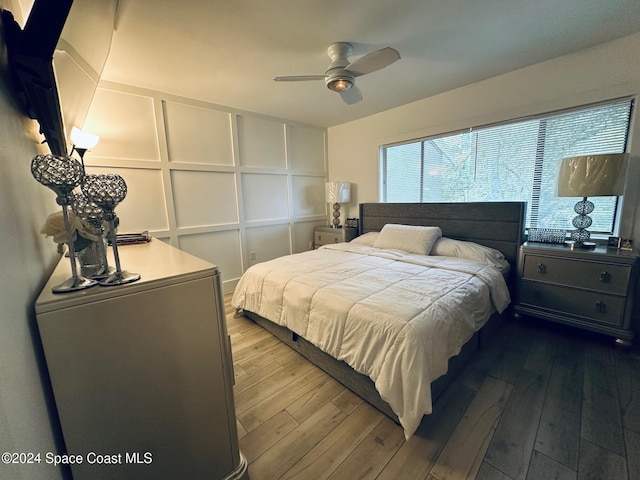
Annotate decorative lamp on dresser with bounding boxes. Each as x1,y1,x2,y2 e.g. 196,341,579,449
313,225,358,249
514,242,640,346
34,239,249,480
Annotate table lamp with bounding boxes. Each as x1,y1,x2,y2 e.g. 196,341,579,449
556,153,628,248
325,181,351,228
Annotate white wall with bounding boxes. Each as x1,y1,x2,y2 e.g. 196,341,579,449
0,2,68,478
327,32,640,242
82,83,328,291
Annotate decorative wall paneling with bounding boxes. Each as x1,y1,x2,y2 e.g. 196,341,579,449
83,83,327,291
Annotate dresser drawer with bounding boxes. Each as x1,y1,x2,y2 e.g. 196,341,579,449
520,280,626,326
522,254,631,295
314,230,343,245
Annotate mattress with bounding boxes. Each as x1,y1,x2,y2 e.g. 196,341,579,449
231,242,510,438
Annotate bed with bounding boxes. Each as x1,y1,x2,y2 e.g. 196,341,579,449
232,202,525,439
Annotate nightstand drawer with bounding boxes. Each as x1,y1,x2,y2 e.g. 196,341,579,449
522,254,631,295
520,280,626,326
314,230,343,245
313,226,358,248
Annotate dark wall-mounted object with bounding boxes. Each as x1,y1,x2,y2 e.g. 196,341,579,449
2,0,117,157
2,0,73,155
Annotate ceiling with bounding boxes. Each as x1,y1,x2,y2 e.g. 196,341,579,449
101,0,640,128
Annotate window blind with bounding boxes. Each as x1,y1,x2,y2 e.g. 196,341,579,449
382,98,633,235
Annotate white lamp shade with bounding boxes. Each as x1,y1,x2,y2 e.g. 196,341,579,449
556,153,628,197
325,181,351,203
70,126,100,149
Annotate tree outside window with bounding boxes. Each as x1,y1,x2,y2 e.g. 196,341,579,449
382,99,632,235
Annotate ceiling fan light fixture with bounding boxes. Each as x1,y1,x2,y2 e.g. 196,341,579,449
326,76,353,92
275,42,400,105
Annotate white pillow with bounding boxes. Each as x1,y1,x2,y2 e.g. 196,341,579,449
350,232,379,246
431,237,509,270
373,224,442,255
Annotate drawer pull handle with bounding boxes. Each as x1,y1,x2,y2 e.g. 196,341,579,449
534,290,542,300
537,263,546,274
595,300,606,313
600,271,610,283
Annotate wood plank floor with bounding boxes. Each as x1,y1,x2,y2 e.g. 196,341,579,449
224,294,640,480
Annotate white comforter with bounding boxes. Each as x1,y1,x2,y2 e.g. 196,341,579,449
231,243,510,439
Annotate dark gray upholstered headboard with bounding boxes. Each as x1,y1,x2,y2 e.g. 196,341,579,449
359,202,526,269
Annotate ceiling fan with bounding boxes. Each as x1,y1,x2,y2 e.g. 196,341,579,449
273,42,400,105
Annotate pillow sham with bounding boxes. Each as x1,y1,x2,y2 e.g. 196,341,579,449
373,224,442,255
350,232,379,246
431,237,509,270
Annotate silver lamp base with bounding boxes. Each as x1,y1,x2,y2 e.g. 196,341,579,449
568,197,594,248
99,270,141,287
52,275,98,293
332,202,341,228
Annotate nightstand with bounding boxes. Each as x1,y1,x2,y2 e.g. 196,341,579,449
313,226,358,249
514,242,639,345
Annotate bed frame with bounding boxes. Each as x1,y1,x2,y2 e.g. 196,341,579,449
244,202,526,422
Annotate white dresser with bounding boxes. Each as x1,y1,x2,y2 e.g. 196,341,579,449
35,240,248,480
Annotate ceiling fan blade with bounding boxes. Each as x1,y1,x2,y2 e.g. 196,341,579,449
340,84,362,105
273,75,326,82
347,47,400,77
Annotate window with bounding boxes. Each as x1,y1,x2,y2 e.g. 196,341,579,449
381,98,633,235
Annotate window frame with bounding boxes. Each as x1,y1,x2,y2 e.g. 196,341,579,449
379,97,634,237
